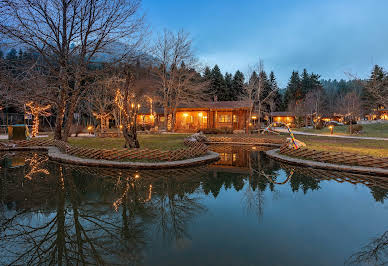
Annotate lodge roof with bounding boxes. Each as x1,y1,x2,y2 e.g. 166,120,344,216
178,101,251,110
270,112,294,117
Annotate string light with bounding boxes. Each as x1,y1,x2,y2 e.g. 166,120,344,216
93,112,111,131
25,102,51,137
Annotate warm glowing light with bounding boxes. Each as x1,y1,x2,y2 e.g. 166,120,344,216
198,112,203,117
134,173,140,179
251,116,257,119
119,124,123,129
249,122,252,126
137,104,141,109
131,103,134,108
25,102,51,137
87,126,93,131
25,153,50,180
183,113,189,117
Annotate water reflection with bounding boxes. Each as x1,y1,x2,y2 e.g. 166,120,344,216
0,148,387,265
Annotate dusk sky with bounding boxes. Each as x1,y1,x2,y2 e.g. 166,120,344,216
142,0,388,87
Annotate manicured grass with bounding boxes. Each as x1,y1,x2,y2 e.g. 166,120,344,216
295,135,388,158
68,133,190,150
296,123,388,138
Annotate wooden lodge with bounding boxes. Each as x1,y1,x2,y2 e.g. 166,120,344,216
270,112,295,125
173,101,251,132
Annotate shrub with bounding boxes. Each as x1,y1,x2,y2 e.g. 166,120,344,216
219,127,233,134
315,120,324,130
200,127,233,134
70,124,85,137
348,124,363,134
200,128,221,134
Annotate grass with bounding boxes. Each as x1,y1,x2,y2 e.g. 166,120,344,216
3,130,387,158
295,135,388,158
68,133,190,150
296,123,388,138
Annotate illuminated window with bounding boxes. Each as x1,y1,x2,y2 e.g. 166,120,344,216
160,117,165,122
233,115,238,122
219,115,231,123
232,153,237,162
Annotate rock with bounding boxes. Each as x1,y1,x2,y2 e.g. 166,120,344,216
286,137,306,149
185,132,208,144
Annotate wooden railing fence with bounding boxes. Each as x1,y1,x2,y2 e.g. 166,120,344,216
279,145,388,169
5,139,209,162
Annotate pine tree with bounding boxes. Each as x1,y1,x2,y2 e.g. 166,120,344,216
363,65,386,114
224,72,233,100
300,68,311,97
283,71,301,109
269,71,282,111
258,70,271,114
5,48,17,60
211,65,226,101
203,66,212,80
231,70,244,100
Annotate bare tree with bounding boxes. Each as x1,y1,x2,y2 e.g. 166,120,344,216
0,0,146,141
338,91,361,132
152,29,206,131
242,60,278,129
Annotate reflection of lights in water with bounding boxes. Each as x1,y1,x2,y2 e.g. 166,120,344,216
147,184,152,201
25,153,49,180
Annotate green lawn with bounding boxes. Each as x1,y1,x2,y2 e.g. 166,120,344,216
295,135,388,158
68,134,190,150
296,123,388,138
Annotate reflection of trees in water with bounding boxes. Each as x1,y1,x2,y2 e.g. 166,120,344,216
1,151,388,264
370,186,388,204
346,231,388,266
0,159,208,265
281,164,388,203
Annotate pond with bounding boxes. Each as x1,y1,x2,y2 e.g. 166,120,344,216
0,146,387,265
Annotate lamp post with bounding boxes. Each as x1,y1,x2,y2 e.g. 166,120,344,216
329,125,334,135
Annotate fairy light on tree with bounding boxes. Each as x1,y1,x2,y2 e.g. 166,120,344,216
114,71,148,148
25,102,51,137
93,112,111,133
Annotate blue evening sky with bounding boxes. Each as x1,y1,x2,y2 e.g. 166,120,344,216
142,0,388,87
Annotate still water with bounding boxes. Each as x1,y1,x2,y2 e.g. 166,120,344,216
0,145,387,266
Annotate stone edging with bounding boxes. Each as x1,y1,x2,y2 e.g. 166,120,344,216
266,148,388,177
1,146,220,169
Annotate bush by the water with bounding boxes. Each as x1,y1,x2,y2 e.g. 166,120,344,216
201,127,233,134
348,124,363,134
315,120,324,130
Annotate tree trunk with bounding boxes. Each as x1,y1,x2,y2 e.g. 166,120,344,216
163,104,168,130
62,97,78,142
123,124,139,148
54,102,65,140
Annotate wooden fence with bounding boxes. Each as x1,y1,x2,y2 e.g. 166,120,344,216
6,139,209,162
279,145,388,169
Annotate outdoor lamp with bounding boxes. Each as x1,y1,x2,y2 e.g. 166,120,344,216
329,125,334,135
